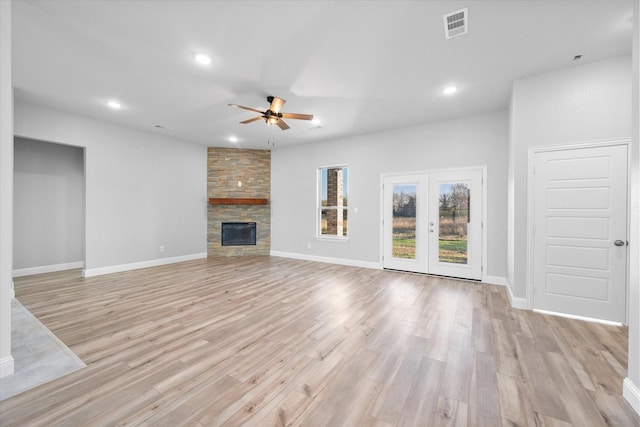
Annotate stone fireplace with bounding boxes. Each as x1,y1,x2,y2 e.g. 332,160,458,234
207,147,270,256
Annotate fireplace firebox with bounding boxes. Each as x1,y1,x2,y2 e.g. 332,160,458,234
221,222,257,246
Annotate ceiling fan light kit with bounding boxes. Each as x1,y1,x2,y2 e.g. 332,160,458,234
228,96,314,131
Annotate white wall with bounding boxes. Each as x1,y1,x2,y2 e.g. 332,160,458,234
0,0,14,378
13,138,84,274
14,101,208,275
271,110,508,279
624,0,639,414
509,55,632,300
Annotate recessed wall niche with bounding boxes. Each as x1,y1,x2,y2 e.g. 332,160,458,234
207,147,270,256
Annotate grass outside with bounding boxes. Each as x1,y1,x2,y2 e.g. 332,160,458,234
392,217,416,258
439,238,467,264
391,217,468,263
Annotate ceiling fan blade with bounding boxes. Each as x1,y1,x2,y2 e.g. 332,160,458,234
276,119,290,130
240,116,264,124
280,113,314,121
269,96,286,113
228,104,264,114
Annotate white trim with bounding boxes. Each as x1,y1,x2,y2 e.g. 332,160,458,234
315,236,350,243
485,275,531,310
526,147,536,310
83,252,207,278
529,138,632,154
533,309,624,326
526,139,631,316
270,250,381,270
0,355,14,378
13,261,84,277
505,281,528,310
623,378,640,416
481,165,488,284
483,275,506,287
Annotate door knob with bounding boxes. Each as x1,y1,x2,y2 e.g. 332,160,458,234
614,240,625,247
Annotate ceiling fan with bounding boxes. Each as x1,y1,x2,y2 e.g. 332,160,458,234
228,96,313,130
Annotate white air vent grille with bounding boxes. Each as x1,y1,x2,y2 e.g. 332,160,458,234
443,8,468,39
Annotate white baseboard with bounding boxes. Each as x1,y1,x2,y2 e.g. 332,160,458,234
13,261,85,278
505,283,528,310
0,355,15,378
83,252,207,278
483,275,506,286
481,276,529,310
533,309,624,326
270,250,381,270
623,377,640,416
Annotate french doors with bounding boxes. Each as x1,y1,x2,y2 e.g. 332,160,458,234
531,144,628,323
382,169,483,280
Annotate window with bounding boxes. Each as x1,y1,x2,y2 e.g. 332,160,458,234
318,166,348,237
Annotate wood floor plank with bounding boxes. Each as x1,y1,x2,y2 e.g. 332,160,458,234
432,395,468,427
468,350,502,427
398,356,445,427
0,256,635,426
371,335,429,424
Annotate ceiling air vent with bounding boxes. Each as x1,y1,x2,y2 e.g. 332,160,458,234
443,8,468,39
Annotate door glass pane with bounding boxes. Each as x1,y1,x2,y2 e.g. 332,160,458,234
392,184,417,259
438,182,469,264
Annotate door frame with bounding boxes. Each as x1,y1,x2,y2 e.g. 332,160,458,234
526,139,631,323
380,165,487,281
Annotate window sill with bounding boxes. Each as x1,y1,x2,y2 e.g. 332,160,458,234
315,236,350,243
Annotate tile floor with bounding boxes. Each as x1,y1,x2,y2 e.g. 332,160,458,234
0,299,85,401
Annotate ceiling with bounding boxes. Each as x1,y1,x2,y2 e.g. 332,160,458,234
11,1,634,150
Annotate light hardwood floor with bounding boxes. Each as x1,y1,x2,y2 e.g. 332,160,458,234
1,256,637,426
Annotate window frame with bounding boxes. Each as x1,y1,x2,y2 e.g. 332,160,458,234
317,165,349,239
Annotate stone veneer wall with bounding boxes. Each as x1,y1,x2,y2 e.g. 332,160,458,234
207,147,270,256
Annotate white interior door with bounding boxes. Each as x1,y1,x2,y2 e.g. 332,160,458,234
532,144,628,323
382,169,483,280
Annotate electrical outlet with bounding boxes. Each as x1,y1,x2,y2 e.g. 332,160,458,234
307,242,311,249
159,245,165,252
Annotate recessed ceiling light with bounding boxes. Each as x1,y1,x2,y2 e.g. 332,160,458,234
194,53,212,65
107,100,122,109
443,86,457,96
311,118,321,125
229,136,238,143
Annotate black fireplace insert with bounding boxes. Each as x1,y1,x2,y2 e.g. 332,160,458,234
221,222,257,246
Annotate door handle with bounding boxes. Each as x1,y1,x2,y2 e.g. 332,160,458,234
614,240,625,247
